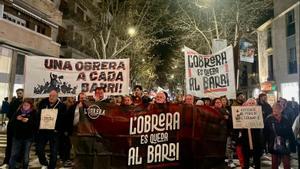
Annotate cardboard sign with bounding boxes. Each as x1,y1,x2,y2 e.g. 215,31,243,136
39,108,58,130
231,106,264,129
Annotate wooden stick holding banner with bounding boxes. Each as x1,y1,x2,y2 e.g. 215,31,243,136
247,128,253,150
231,106,263,150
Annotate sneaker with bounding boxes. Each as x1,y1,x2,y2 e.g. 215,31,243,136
41,165,48,169
0,164,8,169
228,162,236,168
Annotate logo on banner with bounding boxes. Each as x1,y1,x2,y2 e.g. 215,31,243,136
87,104,105,119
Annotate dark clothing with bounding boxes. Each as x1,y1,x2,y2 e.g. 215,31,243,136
257,101,272,120
36,131,59,169
8,98,22,120
58,103,75,162
3,127,13,164
36,98,66,132
36,99,66,169
10,109,36,139
271,154,290,169
232,129,263,169
283,102,299,126
9,108,36,169
2,98,22,165
73,100,112,169
9,137,32,169
58,133,72,162
1,100,9,114
264,115,296,155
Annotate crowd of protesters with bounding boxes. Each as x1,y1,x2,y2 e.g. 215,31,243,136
0,86,299,169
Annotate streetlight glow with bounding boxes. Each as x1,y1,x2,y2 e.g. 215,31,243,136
128,27,136,37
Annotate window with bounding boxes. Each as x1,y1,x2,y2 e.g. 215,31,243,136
286,10,295,37
267,27,272,48
288,47,297,74
16,54,25,75
0,47,12,105
267,55,274,81
3,12,26,27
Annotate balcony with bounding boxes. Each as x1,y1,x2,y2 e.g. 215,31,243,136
0,18,60,57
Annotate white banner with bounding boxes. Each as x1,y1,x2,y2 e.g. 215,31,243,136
231,106,264,129
24,56,130,98
184,46,236,99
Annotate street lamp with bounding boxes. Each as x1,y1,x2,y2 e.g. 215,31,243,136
128,27,136,37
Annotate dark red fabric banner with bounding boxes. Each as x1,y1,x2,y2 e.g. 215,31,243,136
88,103,227,169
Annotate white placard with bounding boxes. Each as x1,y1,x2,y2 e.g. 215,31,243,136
184,46,236,99
39,108,58,130
231,106,264,129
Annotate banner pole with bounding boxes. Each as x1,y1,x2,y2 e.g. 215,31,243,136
247,128,253,150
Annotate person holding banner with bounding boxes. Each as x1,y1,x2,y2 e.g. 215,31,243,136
9,99,36,169
36,89,66,169
72,87,112,169
132,85,151,106
232,98,264,169
264,102,296,169
184,94,194,105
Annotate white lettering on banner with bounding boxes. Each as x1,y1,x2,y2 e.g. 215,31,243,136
128,112,181,166
87,104,105,119
129,112,180,135
147,142,179,163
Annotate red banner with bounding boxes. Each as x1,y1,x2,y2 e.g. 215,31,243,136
81,103,228,169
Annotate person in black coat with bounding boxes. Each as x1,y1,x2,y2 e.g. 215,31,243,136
264,102,296,169
0,88,23,168
35,89,66,169
9,98,36,169
257,93,272,120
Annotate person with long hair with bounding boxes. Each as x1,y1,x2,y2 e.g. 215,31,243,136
9,99,36,169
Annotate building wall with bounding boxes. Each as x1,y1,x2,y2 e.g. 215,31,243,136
258,2,300,102
0,0,62,102
257,24,272,83
274,0,299,16
272,5,299,96
0,18,60,57
25,0,62,26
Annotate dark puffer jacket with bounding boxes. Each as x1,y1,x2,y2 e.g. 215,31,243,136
264,114,296,154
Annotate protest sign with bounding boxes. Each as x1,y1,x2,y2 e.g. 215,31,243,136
184,46,236,99
24,56,130,98
39,109,58,130
231,106,264,129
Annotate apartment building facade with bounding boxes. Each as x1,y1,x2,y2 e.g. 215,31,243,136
0,0,62,101
257,0,300,103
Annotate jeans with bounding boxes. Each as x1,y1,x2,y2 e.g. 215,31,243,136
36,131,59,169
9,137,32,169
